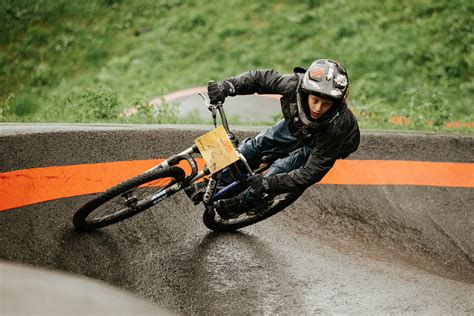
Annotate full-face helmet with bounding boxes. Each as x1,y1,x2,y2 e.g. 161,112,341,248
295,59,349,129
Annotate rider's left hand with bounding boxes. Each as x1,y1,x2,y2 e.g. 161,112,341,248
207,80,235,104
248,174,277,196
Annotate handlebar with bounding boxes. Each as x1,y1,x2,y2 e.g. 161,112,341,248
199,93,215,115
198,93,236,146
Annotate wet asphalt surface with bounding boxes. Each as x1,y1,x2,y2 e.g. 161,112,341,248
1,190,473,314
1,123,473,314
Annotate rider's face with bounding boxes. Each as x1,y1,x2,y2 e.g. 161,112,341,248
307,94,333,120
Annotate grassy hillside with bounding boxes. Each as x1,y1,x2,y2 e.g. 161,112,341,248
1,0,473,131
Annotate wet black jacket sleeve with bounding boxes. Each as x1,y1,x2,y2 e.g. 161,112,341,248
272,108,360,193
226,69,297,96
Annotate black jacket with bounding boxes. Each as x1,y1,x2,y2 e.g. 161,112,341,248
226,69,360,193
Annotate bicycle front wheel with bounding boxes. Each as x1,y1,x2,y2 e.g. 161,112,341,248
73,166,185,232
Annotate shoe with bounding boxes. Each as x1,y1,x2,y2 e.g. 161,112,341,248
214,193,248,220
184,180,208,204
245,198,273,216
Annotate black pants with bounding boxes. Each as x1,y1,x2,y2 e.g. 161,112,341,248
237,119,310,207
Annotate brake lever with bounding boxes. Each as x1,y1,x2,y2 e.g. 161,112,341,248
199,93,213,111
199,92,218,127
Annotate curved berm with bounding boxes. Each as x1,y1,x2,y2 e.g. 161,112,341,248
1,123,473,314
0,260,172,315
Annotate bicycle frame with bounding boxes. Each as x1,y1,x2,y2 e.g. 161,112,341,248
142,94,266,208
72,93,296,233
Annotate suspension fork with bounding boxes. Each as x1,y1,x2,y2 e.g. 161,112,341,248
203,173,219,204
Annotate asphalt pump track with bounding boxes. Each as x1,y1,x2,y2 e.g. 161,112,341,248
1,124,473,314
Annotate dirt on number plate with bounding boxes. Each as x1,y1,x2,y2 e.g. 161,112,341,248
194,126,239,174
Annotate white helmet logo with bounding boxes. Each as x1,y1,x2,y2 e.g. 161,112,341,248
334,74,348,88
326,67,334,80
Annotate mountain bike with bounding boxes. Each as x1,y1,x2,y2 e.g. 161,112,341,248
73,94,303,232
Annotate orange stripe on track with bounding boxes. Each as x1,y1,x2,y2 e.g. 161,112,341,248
0,160,161,212
0,159,206,212
322,160,474,187
1,159,472,212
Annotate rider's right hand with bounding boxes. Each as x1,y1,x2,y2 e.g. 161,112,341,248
207,80,234,104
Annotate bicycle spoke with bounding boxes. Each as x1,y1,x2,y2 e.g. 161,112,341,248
88,186,161,221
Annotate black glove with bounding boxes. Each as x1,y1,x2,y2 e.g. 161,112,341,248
248,174,277,196
207,80,235,104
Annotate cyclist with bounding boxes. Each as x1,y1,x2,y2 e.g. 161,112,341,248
187,59,360,220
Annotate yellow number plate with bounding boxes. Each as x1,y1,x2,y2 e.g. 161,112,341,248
194,126,239,174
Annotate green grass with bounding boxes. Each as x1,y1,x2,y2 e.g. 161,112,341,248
1,0,473,132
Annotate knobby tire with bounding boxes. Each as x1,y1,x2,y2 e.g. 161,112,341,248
73,166,185,232
202,190,304,232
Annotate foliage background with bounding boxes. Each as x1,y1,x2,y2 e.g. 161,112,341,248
1,0,472,131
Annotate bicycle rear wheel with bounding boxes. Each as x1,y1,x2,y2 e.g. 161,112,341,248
202,190,304,232
73,166,185,232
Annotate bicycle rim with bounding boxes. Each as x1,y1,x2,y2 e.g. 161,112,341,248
203,191,303,232
73,166,185,231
